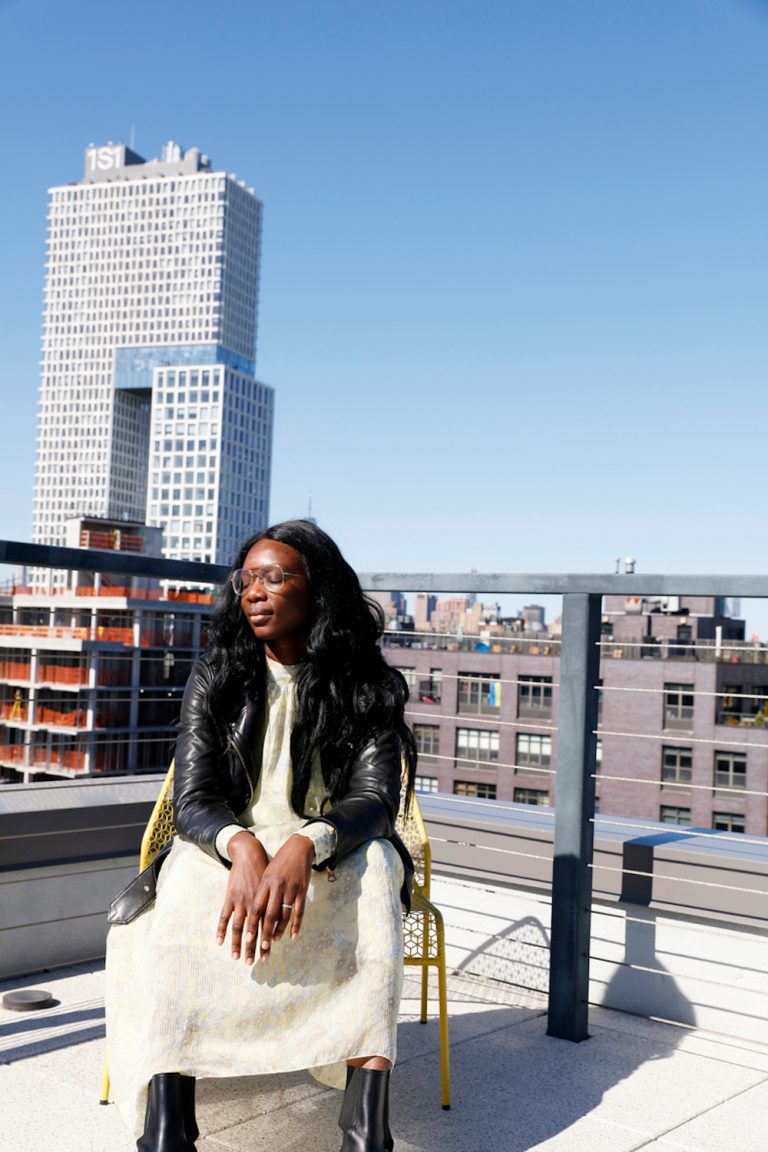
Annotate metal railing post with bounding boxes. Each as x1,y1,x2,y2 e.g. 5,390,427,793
547,592,602,1040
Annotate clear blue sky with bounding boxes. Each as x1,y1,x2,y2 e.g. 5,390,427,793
1,1,767,627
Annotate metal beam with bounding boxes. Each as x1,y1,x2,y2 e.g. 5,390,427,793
0,539,227,584
1,539,768,599
362,572,768,597
547,592,602,1041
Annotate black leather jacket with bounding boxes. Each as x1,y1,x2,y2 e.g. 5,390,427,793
173,660,414,909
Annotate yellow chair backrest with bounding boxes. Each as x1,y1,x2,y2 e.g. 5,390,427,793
139,760,176,871
395,787,432,899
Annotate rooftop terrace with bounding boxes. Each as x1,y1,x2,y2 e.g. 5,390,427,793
3,891,767,1152
1,541,767,1151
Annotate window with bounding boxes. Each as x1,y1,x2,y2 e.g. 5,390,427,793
666,622,694,659
660,805,691,826
454,780,497,799
414,775,438,794
418,669,442,704
413,724,440,759
718,683,744,726
455,727,499,765
661,746,693,786
713,812,745,833
718,684,768,727
515,733,552,770
457,672,500,715
518,675,553,718
514,787,550,807
714,751,746,790
663,683,694,730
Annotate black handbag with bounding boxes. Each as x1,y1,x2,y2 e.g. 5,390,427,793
107,842,173,925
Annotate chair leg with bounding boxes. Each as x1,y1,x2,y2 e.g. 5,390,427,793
435,919,451,1110
100,1051,111,1105
419,913,429,1024
419,965,429,1024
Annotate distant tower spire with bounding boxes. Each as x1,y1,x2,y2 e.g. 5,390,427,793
306,491,317,525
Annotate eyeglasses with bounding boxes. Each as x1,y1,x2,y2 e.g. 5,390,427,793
229,564,305,596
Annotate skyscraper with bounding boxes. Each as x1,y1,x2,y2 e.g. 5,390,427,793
33,140,273,569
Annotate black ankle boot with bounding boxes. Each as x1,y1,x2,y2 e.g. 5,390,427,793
137,1073,197,1152
338,1065,356,1134
179,1076,199,1144
339,1067,394,1152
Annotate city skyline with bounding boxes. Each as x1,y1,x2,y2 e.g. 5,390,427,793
1,2,767,626
34,139,272,568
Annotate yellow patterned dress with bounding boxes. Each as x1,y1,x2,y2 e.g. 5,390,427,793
105,659,404,1138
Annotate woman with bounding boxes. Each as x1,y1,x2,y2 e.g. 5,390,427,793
105,520,416,1152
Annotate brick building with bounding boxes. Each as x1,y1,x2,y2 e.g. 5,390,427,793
382,594,768,836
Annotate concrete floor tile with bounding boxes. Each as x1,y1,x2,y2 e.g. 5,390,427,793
526,1115,658,1152
505,1015,765,1137
197,1069,329,1133
198,1087,343,1151
586,1042,764,1133
393,1013,766,1152
396,993,544,1067
645,1079,768,1152
3,958,767,1152
0,1062,135,1152
589,1005,768,1074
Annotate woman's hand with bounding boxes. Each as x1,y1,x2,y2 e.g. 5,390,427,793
217,832,270,960
218,832,315,964
250,834,316,964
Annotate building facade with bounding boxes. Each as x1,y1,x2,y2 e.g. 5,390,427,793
33,141,273,570
382,595,768,836
0,517,210,782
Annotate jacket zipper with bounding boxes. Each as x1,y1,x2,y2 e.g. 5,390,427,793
227,734,255,805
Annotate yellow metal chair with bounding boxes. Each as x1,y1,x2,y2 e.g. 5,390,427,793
101,768,451,1110
396,790,451,1109
100,764,176,1104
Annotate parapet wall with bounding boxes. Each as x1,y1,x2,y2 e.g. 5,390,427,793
1,780,766,1044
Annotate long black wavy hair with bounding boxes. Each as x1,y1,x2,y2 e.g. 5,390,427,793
204,519,417,817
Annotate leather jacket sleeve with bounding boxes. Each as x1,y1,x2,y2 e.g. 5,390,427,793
173,660,249,863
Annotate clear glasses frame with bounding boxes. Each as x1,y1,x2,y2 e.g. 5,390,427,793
229,564,305,597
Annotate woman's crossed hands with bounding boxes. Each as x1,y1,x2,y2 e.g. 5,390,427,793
217,831,316,965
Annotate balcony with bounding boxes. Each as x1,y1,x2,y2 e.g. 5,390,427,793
1,544,767,1150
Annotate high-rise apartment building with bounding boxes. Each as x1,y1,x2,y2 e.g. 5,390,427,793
33,140,273,570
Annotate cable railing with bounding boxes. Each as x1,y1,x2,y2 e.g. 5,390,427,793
366,569,768,1039
383,624,768,664
1,542,768,1042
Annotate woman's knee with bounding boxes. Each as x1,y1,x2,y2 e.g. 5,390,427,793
346,1055,392,1071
